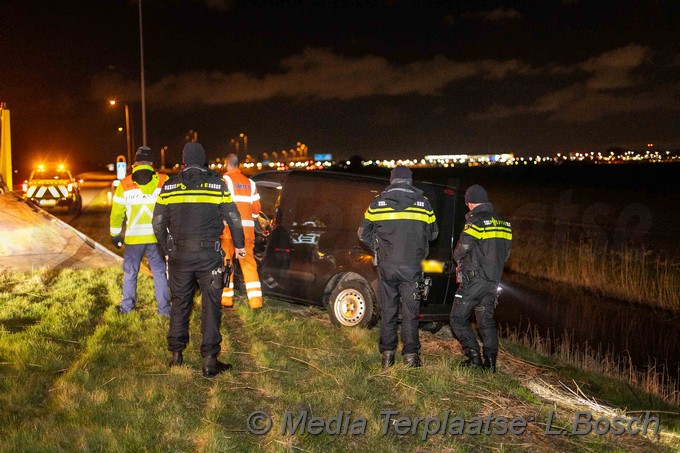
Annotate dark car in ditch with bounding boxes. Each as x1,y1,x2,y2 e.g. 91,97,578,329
251,170,467,328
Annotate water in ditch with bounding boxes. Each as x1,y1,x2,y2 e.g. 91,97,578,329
495,272,680,382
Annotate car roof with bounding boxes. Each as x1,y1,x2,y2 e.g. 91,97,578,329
29,168,74,179
254,169,456,191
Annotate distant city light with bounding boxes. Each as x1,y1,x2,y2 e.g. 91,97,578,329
201,144,678,173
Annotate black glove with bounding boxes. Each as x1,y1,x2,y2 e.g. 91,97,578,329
157,244,169,258
111,235,123,249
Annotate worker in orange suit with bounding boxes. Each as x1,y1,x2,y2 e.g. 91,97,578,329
220,153,263,310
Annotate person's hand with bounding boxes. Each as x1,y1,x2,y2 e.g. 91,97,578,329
235,248,247,258
157,244,169,258
111,235,123,249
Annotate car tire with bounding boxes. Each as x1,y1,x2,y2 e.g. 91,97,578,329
419,321,447,333
328,279,378,328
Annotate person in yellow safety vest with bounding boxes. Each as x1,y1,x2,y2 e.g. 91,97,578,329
220,154,263,309
110,146,170,316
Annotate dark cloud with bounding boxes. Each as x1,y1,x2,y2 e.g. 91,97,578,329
92,43,668,125
91,48,535,105
580,44,648,90
470,44,678,121
198,0,234,11
6,0,680,165
462,7,523,22
480,8,523,21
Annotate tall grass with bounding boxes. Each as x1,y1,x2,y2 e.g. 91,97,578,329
508,237,680,313
501,323,680,407
4,268,675,451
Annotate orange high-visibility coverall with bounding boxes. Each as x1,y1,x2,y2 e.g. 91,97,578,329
220,168,263,308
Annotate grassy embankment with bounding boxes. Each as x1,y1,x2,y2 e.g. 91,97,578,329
69,170,680,409
1,267,679,451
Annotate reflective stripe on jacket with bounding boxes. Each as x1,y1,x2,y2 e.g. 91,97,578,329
152,165,245,251
222,168,261,241
452,202,512,283
358,182,438,267
110,165,168,244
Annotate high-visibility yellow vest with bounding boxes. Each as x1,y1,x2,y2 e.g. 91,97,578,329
110,165,168,245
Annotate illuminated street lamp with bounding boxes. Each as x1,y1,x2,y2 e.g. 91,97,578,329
109,100,131,169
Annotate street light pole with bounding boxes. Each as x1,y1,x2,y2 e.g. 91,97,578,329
230,138,240,157
240,133,248,156
124,103,131,166
138,0,147,146
109,100,132,168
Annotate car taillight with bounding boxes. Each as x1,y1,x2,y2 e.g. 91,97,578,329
22,181,27,192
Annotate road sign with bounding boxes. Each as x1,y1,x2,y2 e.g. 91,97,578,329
116,155,127,180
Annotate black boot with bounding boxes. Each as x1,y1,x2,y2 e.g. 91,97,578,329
403,353,421,368
168,351,183,367
202,356,233,377
461,350,484,370
381,350,396,369
483,353,497,373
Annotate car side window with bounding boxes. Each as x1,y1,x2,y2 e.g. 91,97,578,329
280,175,378,231
255,181,282,220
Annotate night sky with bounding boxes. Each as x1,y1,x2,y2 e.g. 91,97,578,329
2,0,679,173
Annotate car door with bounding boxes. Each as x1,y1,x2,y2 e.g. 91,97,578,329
256,171,380,304
412,182,463,315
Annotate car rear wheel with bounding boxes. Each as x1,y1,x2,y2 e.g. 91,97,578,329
419,321,447,333
328,279,377,328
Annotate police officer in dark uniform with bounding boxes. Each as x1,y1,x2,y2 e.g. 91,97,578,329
358,166,438,368
152,142,246,377
450,184,512,372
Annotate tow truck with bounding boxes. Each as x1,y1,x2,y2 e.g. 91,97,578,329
22,164,82,214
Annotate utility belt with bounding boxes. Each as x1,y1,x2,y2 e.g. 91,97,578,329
412,273,432,301
211,258,233,290
456,268,478,284
174,238,222,252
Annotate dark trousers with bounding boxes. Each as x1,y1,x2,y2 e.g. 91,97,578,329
378,264,421,355
449,278,498,357
167,248,224,358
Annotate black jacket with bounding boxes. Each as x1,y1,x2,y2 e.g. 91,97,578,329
152,165,245,253
453,202,512,283
358,182,438,268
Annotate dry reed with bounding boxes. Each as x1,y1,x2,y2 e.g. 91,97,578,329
501,324,680,406
509,238,680,313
